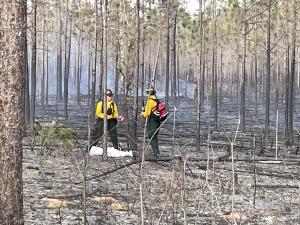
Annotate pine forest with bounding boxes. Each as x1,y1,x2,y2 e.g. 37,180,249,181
0,0,300,224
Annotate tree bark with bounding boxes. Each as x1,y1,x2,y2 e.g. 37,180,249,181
131,0,141,151
275,0,279,112
46,31,49,107
91,0,98,117
77,38,82,106
41,18,46,110
196,0,203,152
265,0,271,134
99,0,104,99
141,0,145,101
212,0,218,130
102,0,108,159
288,0,296,145
87,40,91,105
254,22,258,117
64,0,71,120
284,0,290,143
165,0,170,108
24,1,30,121
30,0,37,122
240,0,247,132
0,1,26,223
113,2,121,99
177,45,180,103
114,43,119,98
57,0,63,103
170,0,178,104
77,0,83,106
201,35,206,112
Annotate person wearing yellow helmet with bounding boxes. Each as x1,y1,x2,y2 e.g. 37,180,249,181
145,86,156,95
141,87,160,157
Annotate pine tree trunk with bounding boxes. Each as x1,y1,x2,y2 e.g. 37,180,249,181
30,0,37,122
147,1,152,87
165,0,170,107
288,0,296,145
284,0,290,142
254,21,258,117
46,32,49,107
24,1,30,121
114,44,119,98
77,2,83,106
275,0,279,112
177,46,180,103
219,48,223,109
196,0,203,152
124,75,130,151
200,37,206,112
131,0,141,151
41,18,46,110
184,70,188,98
113,3,120,99
102,0,108,159
57,1,63,103
74,51,77,89
297,52,300,93
170,0,178,104
212,0,218,130
0,1,26,223
99,0,104,99
77,40,82,106
91,0,98,117
141,0,145,101
235,56,240,107
87,40,91,105
64,0,71,120
285,47,290,141
147,42,152,86
265,0,271,134
240,0,247,132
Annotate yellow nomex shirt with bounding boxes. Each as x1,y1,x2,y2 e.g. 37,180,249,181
96,101,118,119
142,95,157,118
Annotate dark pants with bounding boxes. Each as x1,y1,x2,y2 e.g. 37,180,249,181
90,118,118,149
147,117,160,155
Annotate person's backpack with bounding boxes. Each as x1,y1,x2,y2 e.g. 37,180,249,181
152,98,169,122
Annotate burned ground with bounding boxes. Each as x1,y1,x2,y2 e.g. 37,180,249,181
22,96,300,225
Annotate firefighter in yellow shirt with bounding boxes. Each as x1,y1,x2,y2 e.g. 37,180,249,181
90,89,120,149
141,87,160,157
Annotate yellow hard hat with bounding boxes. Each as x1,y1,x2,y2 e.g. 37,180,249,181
146,87,155,94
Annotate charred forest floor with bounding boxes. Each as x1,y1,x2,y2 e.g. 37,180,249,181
22,95,300,225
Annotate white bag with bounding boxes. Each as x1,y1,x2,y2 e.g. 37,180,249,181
90,146,133,158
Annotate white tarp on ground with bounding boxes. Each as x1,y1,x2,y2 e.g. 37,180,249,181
90,146,133,158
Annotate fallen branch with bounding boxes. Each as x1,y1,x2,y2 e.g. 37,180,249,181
74,156,180,185
251,184,299,189
198,165,300,180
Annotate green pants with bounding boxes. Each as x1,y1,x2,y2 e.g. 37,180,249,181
147,117,160,155
90,118,118,149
